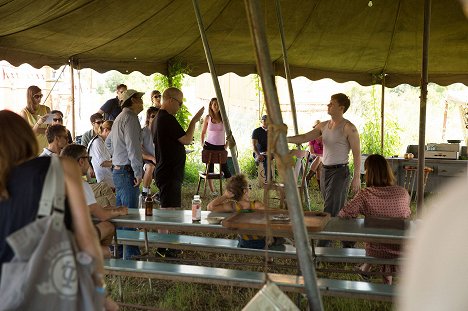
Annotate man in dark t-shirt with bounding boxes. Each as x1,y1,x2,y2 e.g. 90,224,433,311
252,115,269,181
98,84,127,120
152,87,204,208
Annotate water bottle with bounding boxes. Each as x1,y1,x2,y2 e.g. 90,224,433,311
139,192,147,210
191,195,201,221
145,196,153,216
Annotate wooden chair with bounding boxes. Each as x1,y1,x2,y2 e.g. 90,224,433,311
263,150,310,209
403,165,433,201
196,149,228,197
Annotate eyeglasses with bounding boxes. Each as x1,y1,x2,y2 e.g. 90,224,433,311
33,94,43,99
152,95,161,99
170,96,183,107
149,114,156,119
53,118,63,122
79,156,92,163
93,120,104,125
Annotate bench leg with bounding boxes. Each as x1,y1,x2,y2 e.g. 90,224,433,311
196,177,202,195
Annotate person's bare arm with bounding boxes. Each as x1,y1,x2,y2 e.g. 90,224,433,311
200,116,209,145
89,203,128,221
252,138,264,162
178,107,205,145
97,109,105,115
287,126,322,145
207,191,235,212
61,158,104,276
345,122,361,194
100,160,113,168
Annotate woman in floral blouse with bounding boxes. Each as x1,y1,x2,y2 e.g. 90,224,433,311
338,154,410,284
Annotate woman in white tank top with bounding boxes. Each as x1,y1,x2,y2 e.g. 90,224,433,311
200,98,232,195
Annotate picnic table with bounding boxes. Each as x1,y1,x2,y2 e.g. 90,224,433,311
108,209,413,244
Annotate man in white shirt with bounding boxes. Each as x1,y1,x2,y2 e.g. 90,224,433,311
61,144,128,258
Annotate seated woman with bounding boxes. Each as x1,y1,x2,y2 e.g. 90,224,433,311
338,154,411,284
207,174,266,249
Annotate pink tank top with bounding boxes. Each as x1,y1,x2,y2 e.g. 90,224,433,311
206,117,225,146
322,119,350,165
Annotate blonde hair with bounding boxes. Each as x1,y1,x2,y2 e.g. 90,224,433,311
0,110,39,200
99,120,113,135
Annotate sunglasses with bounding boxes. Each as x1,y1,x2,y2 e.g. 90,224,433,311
170,96,183,107
152,95,161,99
93,120,104,125
53,118,63,122
33,94,43,99
79,156,92,163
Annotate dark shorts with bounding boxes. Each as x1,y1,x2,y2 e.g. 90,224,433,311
157,180,182,208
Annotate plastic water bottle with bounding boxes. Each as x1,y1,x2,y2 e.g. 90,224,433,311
139,193,147,210
191,195,201,221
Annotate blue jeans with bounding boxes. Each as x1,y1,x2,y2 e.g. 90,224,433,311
113,168,140,259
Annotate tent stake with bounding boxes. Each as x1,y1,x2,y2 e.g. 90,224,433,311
243,1,323,310
192,0,240,175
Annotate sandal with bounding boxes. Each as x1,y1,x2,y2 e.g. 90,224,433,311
353,266,371,281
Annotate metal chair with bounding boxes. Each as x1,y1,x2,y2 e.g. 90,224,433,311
403,165,433,201
263,150,311,209
196,149,228,197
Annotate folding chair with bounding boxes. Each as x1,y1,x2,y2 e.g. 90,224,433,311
196,149,228,197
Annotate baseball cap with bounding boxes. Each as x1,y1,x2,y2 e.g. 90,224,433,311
261,115,267,121
121,89,144,106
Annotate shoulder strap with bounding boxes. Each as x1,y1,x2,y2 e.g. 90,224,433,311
37,156,66,217
87,135,99,154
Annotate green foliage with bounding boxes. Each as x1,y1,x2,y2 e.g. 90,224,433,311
359,85,402,157
238,150,257,179
153,59,192,129
183,144,204,184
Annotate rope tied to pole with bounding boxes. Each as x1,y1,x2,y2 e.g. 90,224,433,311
268,122,294,173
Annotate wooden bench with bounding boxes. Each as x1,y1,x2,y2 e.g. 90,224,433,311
115,230,400,265
104,259,394,302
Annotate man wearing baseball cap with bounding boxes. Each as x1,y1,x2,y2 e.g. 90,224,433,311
110,88,144,259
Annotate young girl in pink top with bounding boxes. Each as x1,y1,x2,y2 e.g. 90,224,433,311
201,98,232,195
338,154,411,284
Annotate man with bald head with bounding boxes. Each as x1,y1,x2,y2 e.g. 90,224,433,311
152,87,204,209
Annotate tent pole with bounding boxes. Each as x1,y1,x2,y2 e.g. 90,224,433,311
69,59,76,140
417,0,431,216
274,0,298,136
192,0,240,174
380,74,385,154
243,1,323,310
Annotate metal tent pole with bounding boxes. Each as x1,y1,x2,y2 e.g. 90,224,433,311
243,1,323,310
274,0,310,210
417,0,431,216
274,0,298,136
69,59,76,140
381,74,385,154
192,0,240,174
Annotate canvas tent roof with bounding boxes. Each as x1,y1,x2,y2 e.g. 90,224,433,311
0,0,466,87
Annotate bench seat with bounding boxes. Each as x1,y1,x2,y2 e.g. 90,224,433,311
116,230,400,265
104,259,394,301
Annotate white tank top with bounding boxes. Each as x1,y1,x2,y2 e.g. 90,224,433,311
322,119,350,166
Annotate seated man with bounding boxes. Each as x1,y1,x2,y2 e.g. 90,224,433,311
50,109,73,143
39,124,69,157
61,144,128,258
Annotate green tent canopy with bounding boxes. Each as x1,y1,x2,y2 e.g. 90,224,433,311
0,0,466,86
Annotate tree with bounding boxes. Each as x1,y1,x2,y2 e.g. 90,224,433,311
153,60,191,129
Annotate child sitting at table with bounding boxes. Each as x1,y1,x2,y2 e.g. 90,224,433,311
338,154,411,284
207,174,267,249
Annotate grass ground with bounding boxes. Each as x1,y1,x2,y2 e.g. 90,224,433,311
106,177,403,311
